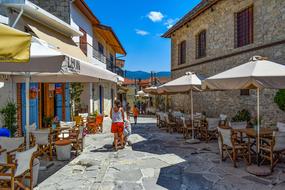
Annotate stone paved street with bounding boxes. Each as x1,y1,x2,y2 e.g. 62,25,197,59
36,117,285,190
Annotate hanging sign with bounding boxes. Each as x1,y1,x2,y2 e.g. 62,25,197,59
55,86,62,94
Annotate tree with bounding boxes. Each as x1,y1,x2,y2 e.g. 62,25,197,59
274,89,285,111
70,83,84,116
0,100,17,136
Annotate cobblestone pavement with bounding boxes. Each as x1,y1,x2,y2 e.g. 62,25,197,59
36,117,285,190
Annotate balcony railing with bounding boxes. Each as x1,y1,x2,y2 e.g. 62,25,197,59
106,59,125,77
78,42,125,77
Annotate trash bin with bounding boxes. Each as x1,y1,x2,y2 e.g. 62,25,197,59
55,139,71,161
24,158,40,187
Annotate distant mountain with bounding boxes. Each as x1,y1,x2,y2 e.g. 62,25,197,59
125,71,171,80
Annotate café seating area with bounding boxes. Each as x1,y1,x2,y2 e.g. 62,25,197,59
0,113,104,190
156,110,285,173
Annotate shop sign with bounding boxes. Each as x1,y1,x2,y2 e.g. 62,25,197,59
55,86,62,94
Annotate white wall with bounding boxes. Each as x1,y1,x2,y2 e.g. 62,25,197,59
70,3,93,61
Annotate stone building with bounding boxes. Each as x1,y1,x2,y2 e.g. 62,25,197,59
162,0,285,126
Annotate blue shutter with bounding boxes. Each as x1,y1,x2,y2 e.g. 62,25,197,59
65,83,71,121
55,83,63,121
21,83,39,133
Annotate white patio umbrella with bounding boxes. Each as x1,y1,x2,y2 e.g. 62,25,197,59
202,56,285,173
158,72,202,143
144,86,159,95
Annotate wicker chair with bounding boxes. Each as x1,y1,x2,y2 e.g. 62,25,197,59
0,145,38,190
201,118,220,143
218,127,251,167
260,131,285,171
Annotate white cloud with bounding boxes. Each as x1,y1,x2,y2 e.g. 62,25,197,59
164,18,179,29
135,29,149,36
147,11,164,22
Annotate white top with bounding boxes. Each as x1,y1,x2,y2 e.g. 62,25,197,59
112,109,123,123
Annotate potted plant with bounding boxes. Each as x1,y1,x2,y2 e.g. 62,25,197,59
0,100,17,137
43,116,53,128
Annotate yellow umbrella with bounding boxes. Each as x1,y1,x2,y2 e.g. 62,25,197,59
0,23,31,63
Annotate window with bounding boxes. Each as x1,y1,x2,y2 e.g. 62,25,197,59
79,27,87,55
109,54,114,72
196,30,206,59
98,42,104,55
235,6,253,48
178,40,186,65
240,89,250,96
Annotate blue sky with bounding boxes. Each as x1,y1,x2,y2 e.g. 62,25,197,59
86,0,201,72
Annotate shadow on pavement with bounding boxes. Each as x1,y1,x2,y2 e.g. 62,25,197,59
131,121,219,189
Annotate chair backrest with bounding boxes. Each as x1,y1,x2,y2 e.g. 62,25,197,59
164,113,170,123
0,137,24,152
15,145,37,177
26,123,37,133
207,118,220,129
273,131,285,152
229,121,247,129
96,115,104,125
78,126,85,139
276,122,285,132
181,117,186,128
218,127,233,148
60,121,76,129
193,112,202,120
73,116,83,126
219,114,227,121
32,129,50,145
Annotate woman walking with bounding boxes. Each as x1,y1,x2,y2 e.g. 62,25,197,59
133,105,139,125
110,100,125,151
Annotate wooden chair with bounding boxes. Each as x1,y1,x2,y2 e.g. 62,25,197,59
0,137,25,164
218,127,251,168
73,116,83,127
164,114,176,133
260,131,285,171
201,118,220,143
67,125,85,156
229,121,248,142
181,117,192,139
0,145,38,190
31,129,53,161
96,115,104,133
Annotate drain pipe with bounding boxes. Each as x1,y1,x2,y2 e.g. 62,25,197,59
12,5,24,28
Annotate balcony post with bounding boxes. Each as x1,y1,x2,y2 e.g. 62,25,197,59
89,83,94,114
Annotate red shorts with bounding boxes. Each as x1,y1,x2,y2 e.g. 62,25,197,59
111,122,124,134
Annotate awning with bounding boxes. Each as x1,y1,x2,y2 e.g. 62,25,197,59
0,38,119,83
0,23,31,63
24,17,88,62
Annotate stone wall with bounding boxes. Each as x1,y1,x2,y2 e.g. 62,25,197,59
29,0,71,24
170,0,285,126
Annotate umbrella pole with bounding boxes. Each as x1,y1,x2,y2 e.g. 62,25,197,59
191,89,194,140
257,88,260,165
25,72,30,149
186,89,200,144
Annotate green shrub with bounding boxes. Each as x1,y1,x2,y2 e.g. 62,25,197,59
231,109,251,122
0,100,17,136
274,89,285,111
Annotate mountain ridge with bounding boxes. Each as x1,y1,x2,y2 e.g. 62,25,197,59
125,71,171,80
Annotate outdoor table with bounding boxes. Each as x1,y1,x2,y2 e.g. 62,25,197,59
234,127,274,154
